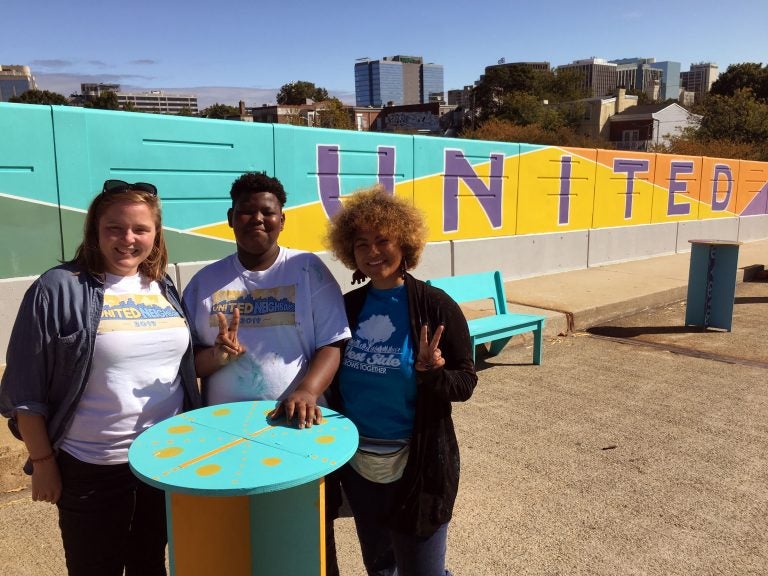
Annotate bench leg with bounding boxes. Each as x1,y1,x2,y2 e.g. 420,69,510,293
533,326,543,365
488,337,512,358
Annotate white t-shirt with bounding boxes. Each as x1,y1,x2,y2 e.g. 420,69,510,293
182,248,351,406
61,273,189,464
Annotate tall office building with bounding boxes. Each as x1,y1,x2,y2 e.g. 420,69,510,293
0,65,37,101
649,61,682,101
610,58,662,101
681,63,719,104
355,56,444,107
557,58,617,98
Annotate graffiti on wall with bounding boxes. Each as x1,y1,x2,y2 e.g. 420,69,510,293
1,103,767,278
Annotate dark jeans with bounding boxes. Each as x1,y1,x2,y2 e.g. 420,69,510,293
56,450,168,576
340,464,451,576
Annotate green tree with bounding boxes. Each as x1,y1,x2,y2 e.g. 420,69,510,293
85,91,119,110
710,63,768,102
176,106,194,116
315,98,353,130
473,64,588,123
9,89,69,105
200,103,240,119
541,68,589,103
697,89,768,144
276,81,329,105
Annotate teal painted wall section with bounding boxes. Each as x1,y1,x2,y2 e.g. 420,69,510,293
0,104,62,276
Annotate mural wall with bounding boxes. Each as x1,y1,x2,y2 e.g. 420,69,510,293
1,102,768,280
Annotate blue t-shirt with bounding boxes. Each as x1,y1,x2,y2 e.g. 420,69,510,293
339,285,416,439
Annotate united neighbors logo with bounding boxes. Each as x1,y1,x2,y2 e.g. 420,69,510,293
209,287,296,328
99,294,185,332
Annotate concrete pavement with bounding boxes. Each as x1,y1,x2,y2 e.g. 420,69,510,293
2,239,768,575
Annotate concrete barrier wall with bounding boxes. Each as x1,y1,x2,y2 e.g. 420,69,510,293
3,103,768,281
738,215,768,242
4,219,765,364
3,103,768,362
587,222,678,267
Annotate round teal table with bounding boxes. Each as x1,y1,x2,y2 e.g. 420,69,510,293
128,400,358,576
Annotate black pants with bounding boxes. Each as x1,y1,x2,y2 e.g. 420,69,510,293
56,450,168,576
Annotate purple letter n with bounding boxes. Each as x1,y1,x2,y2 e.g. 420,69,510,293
443,150,504,233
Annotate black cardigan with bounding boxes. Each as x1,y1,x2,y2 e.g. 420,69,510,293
330,273,477,537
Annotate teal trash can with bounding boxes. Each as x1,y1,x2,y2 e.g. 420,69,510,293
684,239,742,331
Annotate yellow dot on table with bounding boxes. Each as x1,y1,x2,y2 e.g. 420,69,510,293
196,464,222,476
154,447,183,458
315,435,335,444
168,425,194,434
212,408,230,416
262,457,282,467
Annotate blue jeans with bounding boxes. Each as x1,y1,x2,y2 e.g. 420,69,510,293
340,464,451,576
56,450,168,576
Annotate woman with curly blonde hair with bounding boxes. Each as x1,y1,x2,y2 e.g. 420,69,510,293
326,185,477,576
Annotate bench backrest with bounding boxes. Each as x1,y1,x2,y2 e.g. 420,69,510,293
426,270,508,315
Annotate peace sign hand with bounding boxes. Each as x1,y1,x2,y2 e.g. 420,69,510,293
415,323,445,372
213,308,246,366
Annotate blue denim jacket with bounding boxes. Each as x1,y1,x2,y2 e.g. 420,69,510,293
0,264,201,472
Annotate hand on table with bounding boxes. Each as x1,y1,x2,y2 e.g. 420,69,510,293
269,389,322,430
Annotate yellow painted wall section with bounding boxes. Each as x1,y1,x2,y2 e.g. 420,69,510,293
593,149,657,227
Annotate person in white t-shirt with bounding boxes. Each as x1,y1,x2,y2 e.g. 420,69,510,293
0,180,201,576
182,172,350,576
182,172,350,427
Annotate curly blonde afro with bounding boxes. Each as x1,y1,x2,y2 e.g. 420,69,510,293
326,184,429,271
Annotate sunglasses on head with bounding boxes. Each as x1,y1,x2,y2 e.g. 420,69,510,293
101,179,158,196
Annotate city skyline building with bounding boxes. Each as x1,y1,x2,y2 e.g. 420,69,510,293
0,65,37,102
649,60,682,101
556,58,618,98
610,58,662,101
78,83,198,114
681,62,719,104
355,55,444,107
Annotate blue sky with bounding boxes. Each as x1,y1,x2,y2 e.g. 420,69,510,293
4,0,766,108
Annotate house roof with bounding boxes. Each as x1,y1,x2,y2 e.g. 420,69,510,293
613,103,676,117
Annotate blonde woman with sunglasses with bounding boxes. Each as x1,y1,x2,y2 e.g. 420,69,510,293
0,180,201,576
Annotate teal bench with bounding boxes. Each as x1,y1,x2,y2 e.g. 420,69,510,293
426,270,545,364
